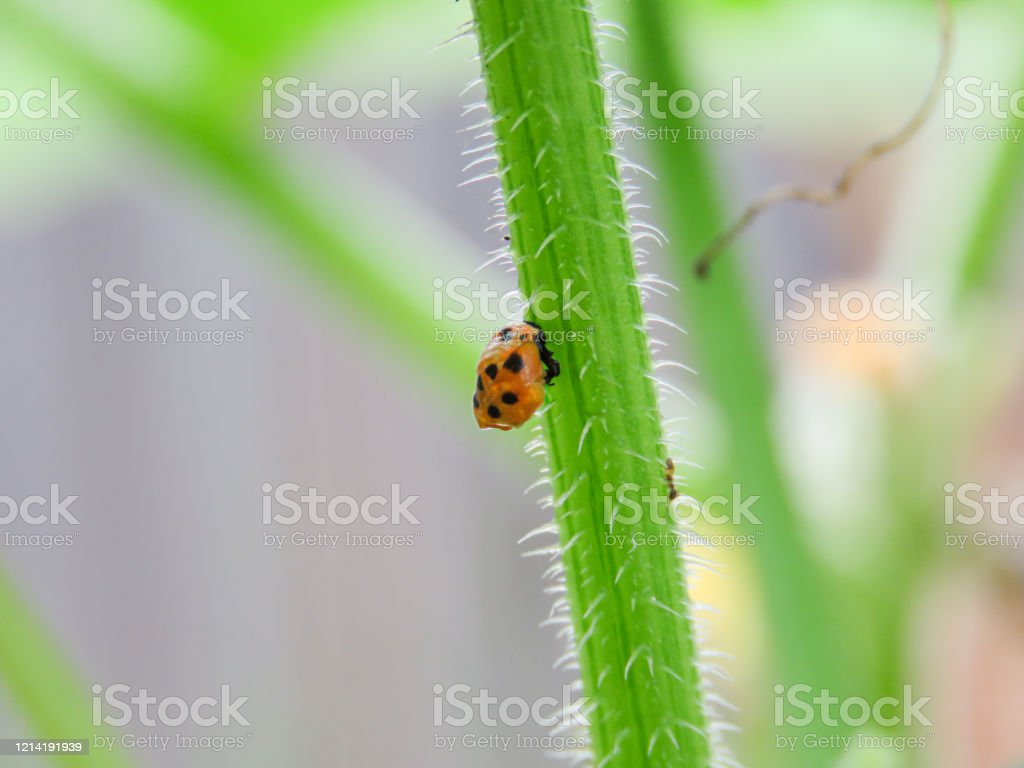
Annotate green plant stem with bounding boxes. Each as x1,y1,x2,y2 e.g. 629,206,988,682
469,2,710,766
956,80,1024,305
624,0,847,704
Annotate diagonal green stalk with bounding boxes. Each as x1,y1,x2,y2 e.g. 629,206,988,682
469,2,711,766
0,1,484,748
0,567,132,768
0,1,477,388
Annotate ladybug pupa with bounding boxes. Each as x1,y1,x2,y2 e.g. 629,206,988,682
473,321,560,430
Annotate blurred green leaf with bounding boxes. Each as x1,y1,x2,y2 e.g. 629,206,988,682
0,567,132,768
956,76,1024,306
0,0,477,386
149,0,362,61
622,1,855,764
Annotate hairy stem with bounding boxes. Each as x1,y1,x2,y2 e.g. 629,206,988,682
469,2,711,766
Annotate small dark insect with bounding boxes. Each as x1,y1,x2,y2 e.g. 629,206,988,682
665,458,678,502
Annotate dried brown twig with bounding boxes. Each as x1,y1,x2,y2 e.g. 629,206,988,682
695,0,953,279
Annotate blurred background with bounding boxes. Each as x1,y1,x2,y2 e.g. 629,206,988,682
0,0,1021,766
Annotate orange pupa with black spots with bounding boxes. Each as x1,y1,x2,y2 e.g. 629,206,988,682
473,321,560,430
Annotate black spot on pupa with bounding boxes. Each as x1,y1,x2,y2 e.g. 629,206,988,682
473,394,479,409
503,352,524,373
476,375,483,391
500,327,513,341
487,405,501,419
485,364,499,379
501,392,519,405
